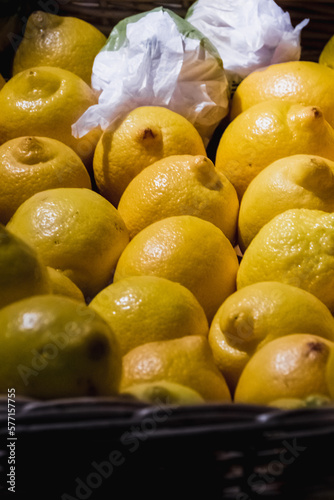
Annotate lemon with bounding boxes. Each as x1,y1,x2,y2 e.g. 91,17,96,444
93,106,206,206
319,35,334,70
215,101,334,199
121,381,205,406
47,267,85,303
113,215,239,323
7,187,129,300
208,281,334,394
0,224,51,309
234,333,334,405
118,154,239,243
268,395,332,410
238,154,334,251
0,136,92,225
0,294,122,399
89,275,208,356
121,335,231,402
0,66,101,169
230,61,334,126
268,398,307,410
237,208,334,313
12,11,107,85
269,394,332,410
303,394,333,407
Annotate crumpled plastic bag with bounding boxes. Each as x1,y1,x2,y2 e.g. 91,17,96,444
72,7,230,146
186,0,309,86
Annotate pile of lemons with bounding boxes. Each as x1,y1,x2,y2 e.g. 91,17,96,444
1,10,334,409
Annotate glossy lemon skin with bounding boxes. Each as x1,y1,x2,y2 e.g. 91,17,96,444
121,335,232,403
12,11,107,85
7,187,129,300
216,101,334,199
0,294,122,399
0,136,91,225
234,333,334,405
209,281,334,394
89,275,209,356
113,215,239,323
118,154,239,244
230,61,334,127
0,66,101,169
93,106,206,206
238,154,334,251
237,208,334,314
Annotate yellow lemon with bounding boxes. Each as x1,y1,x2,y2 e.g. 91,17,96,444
7,187,129,300
47,267,85,303
234,333,334,405
0,136,91,225
12,11,107,85
0,66,101,169
93,106,206,206
237,208,334,313
121,335,231,403
118,154,239,243
208,281,334,394
215,100,334,199
0,224,51,309
268,398,307,410
121,381,205,406
113,215,239,323
238,154,334,251
319,35,334,70
303,394,333,407
89,275,208,356
0,294,122,399
230,61,334,125
268,395,333,410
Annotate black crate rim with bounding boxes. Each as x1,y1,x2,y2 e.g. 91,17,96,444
1,397,334,499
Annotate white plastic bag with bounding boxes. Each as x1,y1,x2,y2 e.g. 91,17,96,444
186,0,309,86
72,7,230,146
